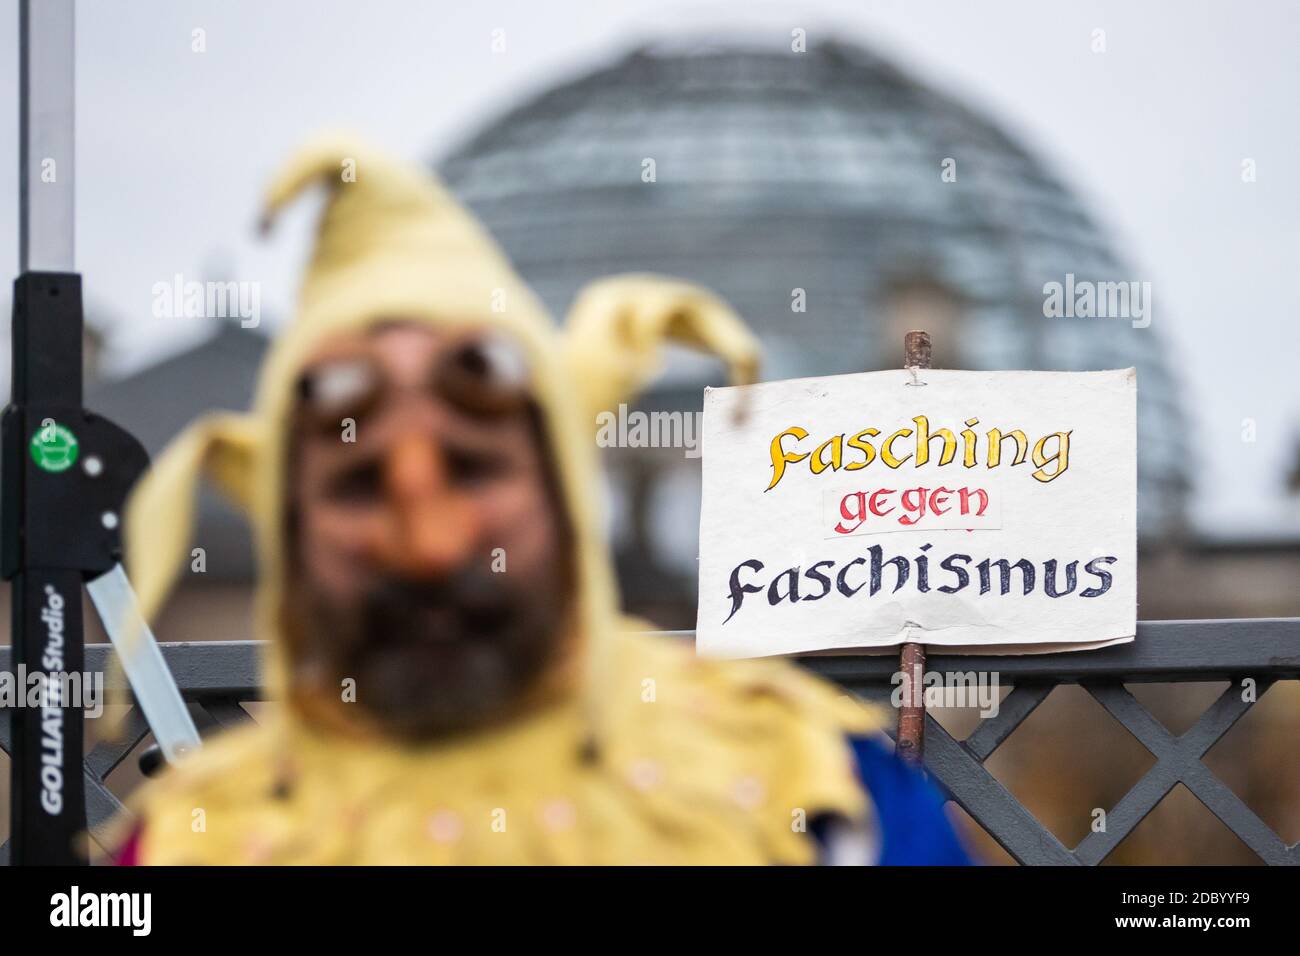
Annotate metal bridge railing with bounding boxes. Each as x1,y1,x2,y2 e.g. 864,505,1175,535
2,617,1299,864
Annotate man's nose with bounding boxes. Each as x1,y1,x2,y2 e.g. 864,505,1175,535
374,433,481,578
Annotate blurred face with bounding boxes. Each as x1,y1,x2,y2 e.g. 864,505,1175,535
282,322,575,740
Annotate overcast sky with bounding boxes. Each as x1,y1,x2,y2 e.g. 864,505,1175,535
1,0,1297,533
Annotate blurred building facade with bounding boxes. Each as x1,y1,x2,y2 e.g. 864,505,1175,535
83,39,1300,635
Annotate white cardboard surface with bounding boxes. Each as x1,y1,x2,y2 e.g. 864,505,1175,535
696,368,1137,658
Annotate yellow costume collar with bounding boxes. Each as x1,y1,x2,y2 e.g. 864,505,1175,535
133,631,881,865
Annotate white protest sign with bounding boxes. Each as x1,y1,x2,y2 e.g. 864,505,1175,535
696,368,1136,657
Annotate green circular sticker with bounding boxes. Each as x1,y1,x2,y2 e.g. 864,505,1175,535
29,423,79,473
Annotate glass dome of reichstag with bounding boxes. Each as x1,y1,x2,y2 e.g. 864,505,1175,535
439,37,1189,545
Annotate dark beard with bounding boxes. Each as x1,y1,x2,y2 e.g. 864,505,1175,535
287,566,570,741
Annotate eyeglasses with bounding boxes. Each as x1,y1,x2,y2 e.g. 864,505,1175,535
294,332,534,433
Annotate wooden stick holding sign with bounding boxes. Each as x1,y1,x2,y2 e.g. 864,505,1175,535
895,330,930,766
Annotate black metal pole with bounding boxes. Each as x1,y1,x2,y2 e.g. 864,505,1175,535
5,0,86,865
4,281,90,866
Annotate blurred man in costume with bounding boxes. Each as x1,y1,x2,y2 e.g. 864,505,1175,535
115,137,970,865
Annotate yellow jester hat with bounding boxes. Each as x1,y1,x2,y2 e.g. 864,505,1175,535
125,133,758,727
119,135,881,864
